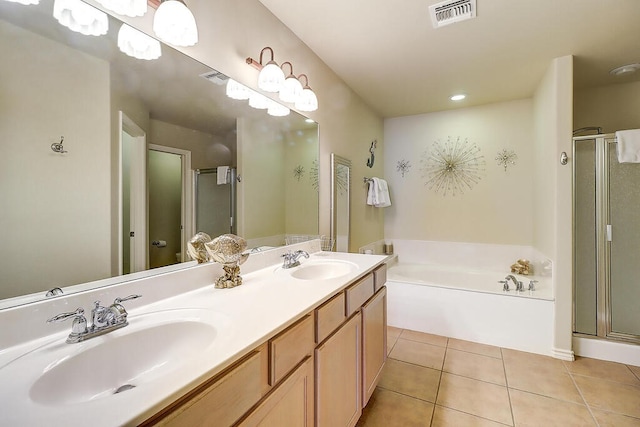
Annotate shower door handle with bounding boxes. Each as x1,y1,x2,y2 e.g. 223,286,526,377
606,224,612,242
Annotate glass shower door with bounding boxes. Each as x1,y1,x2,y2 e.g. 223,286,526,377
608,143,640,338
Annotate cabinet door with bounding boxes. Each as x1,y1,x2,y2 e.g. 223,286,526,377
362,286,387,406
315,312,362,427
238,356,314,427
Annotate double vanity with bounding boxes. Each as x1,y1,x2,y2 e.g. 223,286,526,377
0,241,388,426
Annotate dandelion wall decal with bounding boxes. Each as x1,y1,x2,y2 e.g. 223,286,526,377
396,159,411,177
293,165,305,181
420,136,486,196
310,159,319,191
495,149,518,172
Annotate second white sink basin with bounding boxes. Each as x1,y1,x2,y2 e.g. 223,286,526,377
289,259,358,281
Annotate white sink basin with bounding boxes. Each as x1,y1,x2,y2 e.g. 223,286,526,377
1,308,228,408
288,259,358,281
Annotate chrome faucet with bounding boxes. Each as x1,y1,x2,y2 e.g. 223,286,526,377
47,294,142,343
505,274,524,292
282,250,309,269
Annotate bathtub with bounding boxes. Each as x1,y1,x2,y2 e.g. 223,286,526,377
384,240,555,356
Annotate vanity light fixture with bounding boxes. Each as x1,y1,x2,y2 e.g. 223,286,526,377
294,74,318,112
94,0,146,17
450,94,466,101
152,0,198,47
226,79,251,100
267,99,290,117
278,62,303,103
247,47,285,93
117,24,161,60
3,0,40,5
53,0,108,36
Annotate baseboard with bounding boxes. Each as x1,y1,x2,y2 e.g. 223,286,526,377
573,336,640,365
552,347,575,361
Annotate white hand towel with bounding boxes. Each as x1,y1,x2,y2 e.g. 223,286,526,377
375,178,391,208
366,178,378,206
616,130,640,163
217,166,229,184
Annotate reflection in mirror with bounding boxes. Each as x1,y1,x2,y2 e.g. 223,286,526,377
0,0,318,309
330,154,351,252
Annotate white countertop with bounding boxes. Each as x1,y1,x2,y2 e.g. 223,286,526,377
0,248,387,427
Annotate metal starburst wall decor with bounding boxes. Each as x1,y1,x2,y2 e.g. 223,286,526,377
396,159,411,177
420,137,486,196
495,149,518,172
293,165,305,181
310,159,319,191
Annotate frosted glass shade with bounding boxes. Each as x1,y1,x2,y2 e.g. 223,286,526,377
258,62,284,93
267,100,290,117
278,75,303,104
295,87,318,112
95,0,146,17
118,24,161,60
53,0,108,36
226,79,251,100
4,0,40,5
248,91,269,110
152,0,198,47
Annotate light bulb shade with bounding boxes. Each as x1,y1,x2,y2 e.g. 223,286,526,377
226,79,251,100
4,0,40,5
278,75,303,103
267,100,290,117
258,61,285,93
295,87,318,112
118,24,161,60
153,0,198,47
53,0,108,36
248,91,269,109
95,0,146,17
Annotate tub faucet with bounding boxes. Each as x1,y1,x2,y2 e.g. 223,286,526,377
505,275,524,292
282,250,309,269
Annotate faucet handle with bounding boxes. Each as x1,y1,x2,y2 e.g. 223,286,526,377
528,280,538,291
114,294,142,304
498,280,509,291
47,308,88,335
47,307,84,323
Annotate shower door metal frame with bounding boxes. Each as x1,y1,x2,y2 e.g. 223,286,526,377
572,134,640,344
194,167,237,235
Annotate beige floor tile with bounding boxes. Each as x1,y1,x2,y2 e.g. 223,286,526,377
502,348,567,376
630,364,640,381
504,361,583,404
573,374,640,419
443,348,506,386
436,373,513,426
387,326,402,340
400,329,448,347
431,405,507,427
389,338,446,370
591,409,640,427
378,358,441,402
509,389,596,427
357,388,434,427
447,338,502,359
564,356,640,386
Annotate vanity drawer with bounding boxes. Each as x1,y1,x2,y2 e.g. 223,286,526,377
315,292,346,343
373,264,387,293
345,274,374,317
269,315,314,385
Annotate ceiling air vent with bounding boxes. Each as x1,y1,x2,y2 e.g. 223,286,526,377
199,70,229,85
429,0,476,28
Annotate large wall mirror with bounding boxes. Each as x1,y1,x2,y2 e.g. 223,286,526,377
0,0,319,309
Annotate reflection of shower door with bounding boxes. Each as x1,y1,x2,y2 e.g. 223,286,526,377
573,134,640,344
195,168,236,237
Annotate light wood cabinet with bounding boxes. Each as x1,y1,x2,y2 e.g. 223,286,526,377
237,356,314,427
362,287,387,406
269,315,314,386
345,274,374,317
315,312,362,427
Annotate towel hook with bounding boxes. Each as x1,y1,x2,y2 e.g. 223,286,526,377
51,136,67,154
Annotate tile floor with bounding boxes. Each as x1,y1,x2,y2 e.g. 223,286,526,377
357,327,640,427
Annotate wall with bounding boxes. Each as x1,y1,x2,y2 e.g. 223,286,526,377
88,0,386,252
383,99,534,245
532,55,574,360
0,20,111,299
574,80,640,133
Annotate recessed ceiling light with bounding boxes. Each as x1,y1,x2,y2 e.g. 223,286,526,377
450,94,466,101
610,63,640,76
305,118,315,123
